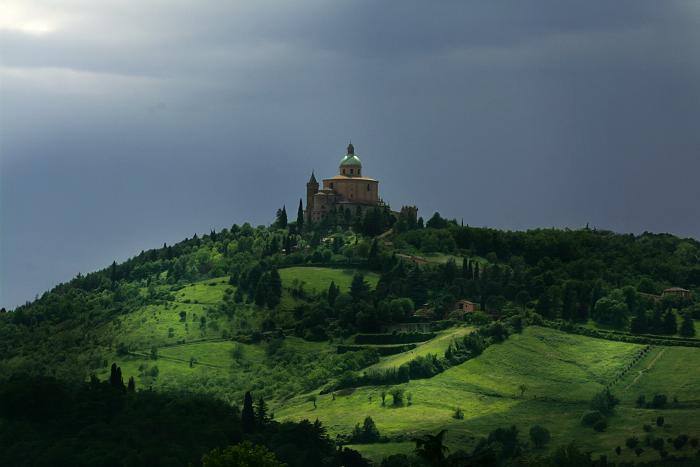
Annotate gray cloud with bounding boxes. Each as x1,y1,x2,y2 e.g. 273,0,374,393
2,0,700,307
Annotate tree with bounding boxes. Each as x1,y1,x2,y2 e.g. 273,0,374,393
266,269,282,308
327,281,340,306
255,396,270,426
518,384,527,398
529,425,550,448
350,273,370,302
127,376,135,393
307,394,317,409
202,442,284,467
296,198,304,229
353,416,380,443
241,391,255,433
109,363,125,392
591,389,619,415
254,277,267,307
390,388,404,406
593,294,629,328
414,430,449,466
679,312,696,337
275,205,288,228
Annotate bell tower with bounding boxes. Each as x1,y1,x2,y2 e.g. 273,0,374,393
306,171,319,222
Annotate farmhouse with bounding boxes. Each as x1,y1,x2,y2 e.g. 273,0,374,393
662,287,692,300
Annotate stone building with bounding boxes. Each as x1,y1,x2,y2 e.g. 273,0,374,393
305,143,384,223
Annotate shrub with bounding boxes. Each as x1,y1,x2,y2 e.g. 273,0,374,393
390,388,405,406
593,420,607,432
453,407,464,420
591,389,619,415
650,394,668,409
529,425,551,448
656,416,665,427
626,437,639,450
674,434,689,450
581,411,605,426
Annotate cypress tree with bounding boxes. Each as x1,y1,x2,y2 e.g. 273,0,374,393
110,261,118,284
242,391,255,433
296,199,304,229
327,281,339,306
255,396,269,426
254,277,267,308
109,363,119,387
267,269,282,308
127,376,136,393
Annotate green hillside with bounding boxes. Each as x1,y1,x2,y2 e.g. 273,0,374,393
2,213,700,465
278,326,700,463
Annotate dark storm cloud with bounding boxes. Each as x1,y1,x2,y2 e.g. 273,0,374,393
2,1,700,307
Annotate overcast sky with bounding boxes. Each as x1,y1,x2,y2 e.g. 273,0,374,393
2,1,700,308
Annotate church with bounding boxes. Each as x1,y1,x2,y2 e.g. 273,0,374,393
305,143,385,223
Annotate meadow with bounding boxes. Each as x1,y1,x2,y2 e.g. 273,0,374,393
276,326,700,463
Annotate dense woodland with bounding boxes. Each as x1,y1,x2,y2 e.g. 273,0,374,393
1,204,699,465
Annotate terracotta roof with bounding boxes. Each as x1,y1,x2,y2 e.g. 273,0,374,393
325,175,377,181
664,287,690,292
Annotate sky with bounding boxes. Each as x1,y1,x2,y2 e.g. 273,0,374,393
2,1,700,308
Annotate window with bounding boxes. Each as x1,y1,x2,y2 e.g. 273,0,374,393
366,184,370,191
342,169,346,175
330,183,334,189
350,169,354,175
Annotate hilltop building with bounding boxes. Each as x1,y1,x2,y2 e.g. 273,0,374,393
305,143,384,223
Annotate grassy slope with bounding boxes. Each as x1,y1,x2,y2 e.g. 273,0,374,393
279,267,379,293
276,326,700,464
98,268,377,403
369,326,474,370
94,269,700,464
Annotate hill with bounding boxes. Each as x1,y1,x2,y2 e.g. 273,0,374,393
2,212,700,465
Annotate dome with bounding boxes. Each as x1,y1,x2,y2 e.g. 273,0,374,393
339,143,362,167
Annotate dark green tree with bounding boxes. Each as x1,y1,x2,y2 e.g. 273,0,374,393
414,430,449,466
266,269,282,308
127,376,135,393
327,280,340,306
255,396,270,426
296,198,304,229
350,273,370,302
242,391,255,433
275,205,288,228
529,425,550,448
679,312,696,337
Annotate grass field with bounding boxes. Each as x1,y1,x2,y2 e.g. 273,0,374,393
279,267,379,294
95,270,700,464
369,326,474,370
276,326,700,463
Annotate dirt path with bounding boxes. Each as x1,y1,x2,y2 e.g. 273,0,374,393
625,347,666,390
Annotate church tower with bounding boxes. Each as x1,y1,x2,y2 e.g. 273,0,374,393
306,171,319,223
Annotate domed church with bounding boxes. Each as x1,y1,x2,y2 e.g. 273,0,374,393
305,143,384,223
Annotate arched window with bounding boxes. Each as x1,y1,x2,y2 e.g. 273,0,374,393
350,168,354,175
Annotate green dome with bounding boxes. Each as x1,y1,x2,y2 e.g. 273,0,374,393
339,143,362,167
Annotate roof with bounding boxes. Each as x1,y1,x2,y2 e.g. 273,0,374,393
340,154,362,167
339,142,362,167
664,287,690,292
325,175,377,181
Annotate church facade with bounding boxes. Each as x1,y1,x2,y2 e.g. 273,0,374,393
305,143,384,223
